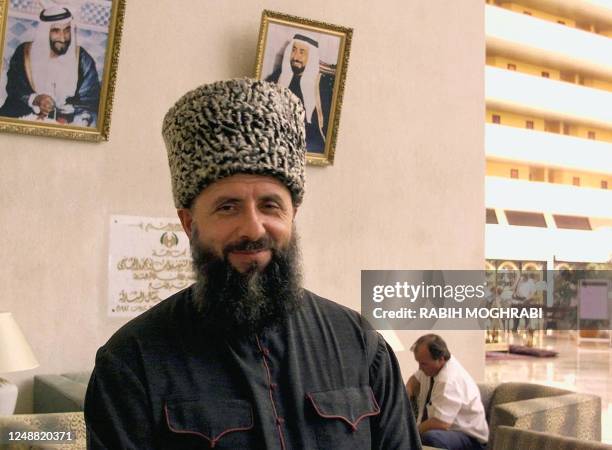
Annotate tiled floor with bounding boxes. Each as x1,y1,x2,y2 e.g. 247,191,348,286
484,330,612,444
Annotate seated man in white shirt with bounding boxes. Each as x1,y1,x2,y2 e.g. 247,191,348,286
406,334,488,450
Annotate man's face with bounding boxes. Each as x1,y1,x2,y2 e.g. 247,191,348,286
414,344,446,377
179,174,296,274
178,174,301,334
49,23,71,56
290,42,309,74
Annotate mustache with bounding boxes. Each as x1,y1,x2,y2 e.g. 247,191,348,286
223,236,273,255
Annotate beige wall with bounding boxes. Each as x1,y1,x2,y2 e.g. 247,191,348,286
0,0,485,412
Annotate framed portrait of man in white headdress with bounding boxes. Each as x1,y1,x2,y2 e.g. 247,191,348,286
255,10,352,165
0,0,125,141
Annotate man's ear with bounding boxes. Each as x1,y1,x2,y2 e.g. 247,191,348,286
177,208,193,239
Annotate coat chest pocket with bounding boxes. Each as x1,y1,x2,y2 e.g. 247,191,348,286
306,386,380,450
164,398,254,449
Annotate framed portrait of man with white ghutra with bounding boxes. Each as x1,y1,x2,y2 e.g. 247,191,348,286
0,0,125,141
255,10,352,165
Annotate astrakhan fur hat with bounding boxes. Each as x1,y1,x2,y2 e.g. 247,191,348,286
162,78,306,209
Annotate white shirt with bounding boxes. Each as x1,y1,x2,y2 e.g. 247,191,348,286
414,356,489,444
516,278,535,299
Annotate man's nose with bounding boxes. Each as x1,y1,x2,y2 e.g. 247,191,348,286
238,205,266,241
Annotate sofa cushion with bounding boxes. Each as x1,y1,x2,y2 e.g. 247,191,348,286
489,382,571,411
495,425,611,450
34,372,91,413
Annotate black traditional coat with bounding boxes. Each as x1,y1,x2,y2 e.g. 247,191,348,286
85,287,420,449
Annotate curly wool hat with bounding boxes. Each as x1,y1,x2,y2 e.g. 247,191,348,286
162,78,306,209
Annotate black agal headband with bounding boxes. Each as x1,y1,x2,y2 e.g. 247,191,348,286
293,34,318,48
40,8,72,22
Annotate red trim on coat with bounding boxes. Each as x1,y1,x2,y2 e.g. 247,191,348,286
164,402,254,448
306,387,381,432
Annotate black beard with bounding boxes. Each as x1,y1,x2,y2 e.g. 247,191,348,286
190,228,303,336
50,39,70,56
290,62,305,74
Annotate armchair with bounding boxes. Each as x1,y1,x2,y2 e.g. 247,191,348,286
495,425,612,450
408,380,602,450
0,411,85,450
479,382,601,450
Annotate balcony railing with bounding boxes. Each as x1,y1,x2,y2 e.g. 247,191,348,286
485,176,612,218
486,4,612,77
485,223,612,263
486,66,612,128
486,124,612,174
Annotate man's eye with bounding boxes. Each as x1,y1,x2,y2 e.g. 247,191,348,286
216,204,236,213
263,202,280,210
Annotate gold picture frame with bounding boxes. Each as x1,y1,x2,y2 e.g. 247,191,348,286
255,10,352,166
0,0,125,141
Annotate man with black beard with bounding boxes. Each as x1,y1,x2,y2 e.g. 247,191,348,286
0,5,100,125
190,225,302,336
85,79,419,449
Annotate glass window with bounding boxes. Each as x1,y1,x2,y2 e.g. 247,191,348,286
553,215,591,230
505,211,547,228
486,209,498,224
